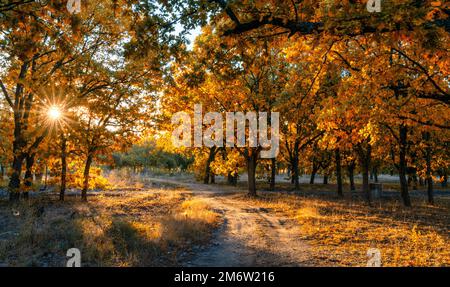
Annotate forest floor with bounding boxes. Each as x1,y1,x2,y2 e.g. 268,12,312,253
149,177,450,267
150,179,313,267
0,181,220,267
0,176,449,266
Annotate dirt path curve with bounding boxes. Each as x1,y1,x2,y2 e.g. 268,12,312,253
150,177,313,267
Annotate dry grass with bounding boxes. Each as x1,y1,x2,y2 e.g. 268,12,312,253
0,189,220,267
105,170,188,190
240,191,450,266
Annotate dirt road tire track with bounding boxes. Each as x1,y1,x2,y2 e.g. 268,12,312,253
149,178,313,267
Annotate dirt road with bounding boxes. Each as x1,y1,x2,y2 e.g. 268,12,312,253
150,178,313,267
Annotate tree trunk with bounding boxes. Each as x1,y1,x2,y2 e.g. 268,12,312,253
424,132,434,204
348,162,356,191
362,166,370,204
292,160,300,189
44,165,48,189
288,165,293,183
8,154,24,202
357,143,372,205
291,141,300,190
373,166,378,183
442,172,448,188
309,173,315,184
81,153,93,202
247,150,258,197
203,147,216,184
227,173,233,185
419,177,424,187
23,153,35,200
7,61,29,203
60,136,67,201
227,172,237,186
335,149,343,197
323,174,328,184
310,161,318,184
399,125,411,207
35,168,43,183
270,157,276,191
203,167,210,184
412,173,418,190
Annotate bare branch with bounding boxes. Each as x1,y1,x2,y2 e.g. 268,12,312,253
393,48,449,98
0,79,14,108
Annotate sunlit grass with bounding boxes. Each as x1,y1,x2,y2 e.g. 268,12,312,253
240,192,450,266
0,189,220,267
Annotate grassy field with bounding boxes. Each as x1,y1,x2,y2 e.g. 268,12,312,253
240,182,450,266
0,187,220,267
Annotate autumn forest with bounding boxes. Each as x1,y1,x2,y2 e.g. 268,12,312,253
0,0,449,268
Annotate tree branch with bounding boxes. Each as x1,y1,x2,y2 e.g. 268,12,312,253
0,79,14,108
392,48,449,98
212,2,450,37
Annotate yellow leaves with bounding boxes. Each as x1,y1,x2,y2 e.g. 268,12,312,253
210,149,242,176
430,1,442,7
